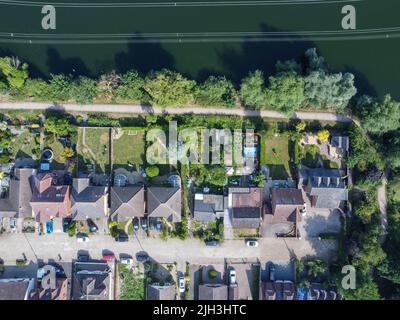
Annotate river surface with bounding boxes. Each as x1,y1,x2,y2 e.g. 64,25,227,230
0,0,399,98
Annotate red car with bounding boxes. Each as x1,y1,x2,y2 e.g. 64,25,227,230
102,253,116,261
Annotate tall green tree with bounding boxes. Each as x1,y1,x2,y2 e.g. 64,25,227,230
44,117,74,137
48,74,73,101
70,76,98,104
0,56,29,89
195,76,236,107
145,69,196,107
240,70,266,109
265,71,306,116
304,70,356,112
115,70,145,101
357,94,400,134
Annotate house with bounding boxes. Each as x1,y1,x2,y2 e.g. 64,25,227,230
0,168,36,219
193,193,225,224
299,168,348,209
0,278,36,300
147,187,181,223
30,278,68,300
229,187,263,229
30,173,71,223
71,178,108,221
147,283,176,300
110,185,145,222
198,284,228,300
72,261,113,300
265,188,305,225
260,280,295,300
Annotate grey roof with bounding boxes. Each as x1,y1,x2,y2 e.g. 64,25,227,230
199,284,228,300
147,187,181,223
147,284,176,300
0,279,33,300
72,262,111,300
331,136,349,152
71,178,107,220
110,186,144,221
306,174,348,209
232,207,261,229
194,194,224,224
0,168,36,218
272,188,304,206
299,168,343,182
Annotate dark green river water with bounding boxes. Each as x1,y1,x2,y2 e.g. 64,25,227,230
0,0,399,98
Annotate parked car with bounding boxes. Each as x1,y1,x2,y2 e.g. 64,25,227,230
133,218,140,232
229,269,236,285
115,234,129,242
246,239,259,247
87,218,98,233
205,240,220,247
62,217,72,233
10,218,17,231
178,276,186,293
120,257,134,266
141,218,148,230
77,233,89,243
77,252,89,261
136,252,149,262
103,253,116,261
269,263,276,282
149,219,155,231
156,218,163,231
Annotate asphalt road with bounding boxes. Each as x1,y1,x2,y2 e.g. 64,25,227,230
0,102,353,123
0,233,338,266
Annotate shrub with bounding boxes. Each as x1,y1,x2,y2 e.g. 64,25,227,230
145,166,159,178
208,269,218,279
67,221,76,237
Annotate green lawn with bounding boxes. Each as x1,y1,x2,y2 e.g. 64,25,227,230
10,129,39,159
301,144,320,168
44,135,66,170
77,127,111,174
261,133,291,180
112,128,145,167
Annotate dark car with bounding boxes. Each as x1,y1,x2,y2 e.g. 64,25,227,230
87,219,98,233
133,218,140,232
77,253,89,262
136,253,149,262
115,234,129,242
141,218,148,230
62,217,72,233
205,240,220,247
156,218,163,231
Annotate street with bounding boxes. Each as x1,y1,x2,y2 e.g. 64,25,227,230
0,233,337,266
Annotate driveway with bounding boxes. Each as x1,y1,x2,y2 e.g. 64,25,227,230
299,208,341,238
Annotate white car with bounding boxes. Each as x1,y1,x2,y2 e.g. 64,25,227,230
120,257,133,266
178,276,186,293
77,235,89,243
229,269,236,285
246,240,259,247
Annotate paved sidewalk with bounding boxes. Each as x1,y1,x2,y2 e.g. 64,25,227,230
0,102,353,123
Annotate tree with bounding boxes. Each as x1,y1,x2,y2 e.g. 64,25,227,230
115,70,145,101
304,258,327,279
265,72,306,116
339,273,381,300
240,70,266,108
70,76,98,104
275,59,302,74
305,48,328,72
195,76,236,107
357,94,400,134
145,166,159,178
44,117,73,137
48,74,73,101
207,166,228,187
295,121,306,133
304,70,357,112
144,69,196,107
317,129,330,142
60,147,75,161
0,56,29,89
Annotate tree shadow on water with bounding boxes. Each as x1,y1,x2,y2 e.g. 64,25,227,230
114,35,175,74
